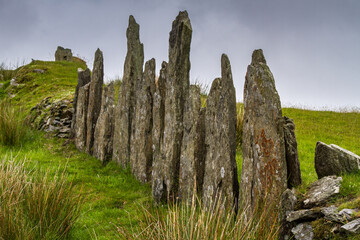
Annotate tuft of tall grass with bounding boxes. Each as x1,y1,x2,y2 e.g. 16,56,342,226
117,193,280,240
0,155,84,239
0,101,27,146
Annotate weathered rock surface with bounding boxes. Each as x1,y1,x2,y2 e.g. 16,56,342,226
340,218,360,234
130,59,155,183
152,61,167,203
75,83,90,151
86,49,104,154
93,82,115,163
203,54,239,206
152,11,192,202
303,176,342,208
55,46,72,61
71,68,91,138
179,85,205,200
279,189,298,240
286,209,323,223
284,116,301,187
240,49,287,216
291,223,314,240
321,205,353,223
315,141,360,179
113,15,144,168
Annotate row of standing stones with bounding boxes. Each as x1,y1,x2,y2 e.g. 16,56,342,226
61,11,360,239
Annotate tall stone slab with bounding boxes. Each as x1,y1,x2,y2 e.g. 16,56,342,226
130,59,155,183
240,49,287,218
152,11,192,202
179,85,206,201
93,82,115,163
203,54,239,206
71,68,91,138
86,49,104,154
152,61,167,203
74,83,90,151
113,15,144,168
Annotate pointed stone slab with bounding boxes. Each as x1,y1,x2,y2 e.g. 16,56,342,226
240,49,287,217
93,82,115,163
85,48,104,154
113,15,144,168
74,83,90,151
179,85,206,201
203,54,239,206
71,68,91,138
130,58,156,183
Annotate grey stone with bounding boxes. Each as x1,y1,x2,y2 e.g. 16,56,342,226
240,49,287,218
291,223,314,240
74,83,90,151
10,78,18,86
315,141,360,179
303,176,342,208
286,209,323,223
279,189,298,240
130,59,155,183
152,11,192,202
284,116,301,187
339,208,358,218
55,46,72,61
340,218,360,234
321,205,353,223
93,82,115,163
86,49,104,154
32,69,45,74
179,85,206,201
71,68,91,138
203,54,239,206
113,15,144,168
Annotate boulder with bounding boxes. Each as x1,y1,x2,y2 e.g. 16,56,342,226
55,46,72,61
284,116,301,187
152,11,192,202
315,141,360,179
93,82,115,163
86,49,104,154
74,83,90,151
303,176,342,208
130,59,155,183
113,15,144,168
340,218,360,234
203,54,239,206
291,223,314,240
179,85,205,200
240,49,287,217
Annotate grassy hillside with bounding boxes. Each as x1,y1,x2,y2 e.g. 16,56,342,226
0,60,359,239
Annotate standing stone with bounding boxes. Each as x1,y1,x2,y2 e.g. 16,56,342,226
113,15,144,168
93,82,115,163
55,46,72,61
203,54,239,206
240,49,287,218
71,68,91,138
86,49,104,154
74,83,90,151
152,61,167,203
130,59,155,183
152,11,192,202
179,85,206,200
279,189,298,240
283,116,301,188
315,141,360,179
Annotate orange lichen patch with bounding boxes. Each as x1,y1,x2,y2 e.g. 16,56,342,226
260,129,274,157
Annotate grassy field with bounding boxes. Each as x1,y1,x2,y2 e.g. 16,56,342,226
1,60,359,239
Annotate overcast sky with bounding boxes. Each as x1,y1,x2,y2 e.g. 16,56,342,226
1,0,359,110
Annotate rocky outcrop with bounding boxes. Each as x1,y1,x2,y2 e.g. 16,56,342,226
113,15,144,168
179,85,205,200
240,49,287,217
86,49,104,154
71,68,91,138
315,141,360,179
152,11,192,202
283,116,301,188
55,46,72,61
93,83,115,163
130,59,155,183
75,83,90,151
203,54,239,206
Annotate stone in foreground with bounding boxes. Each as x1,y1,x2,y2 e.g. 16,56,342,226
286,209,323,223
340,218,360,234
291,223,314,240
315,141,360,179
